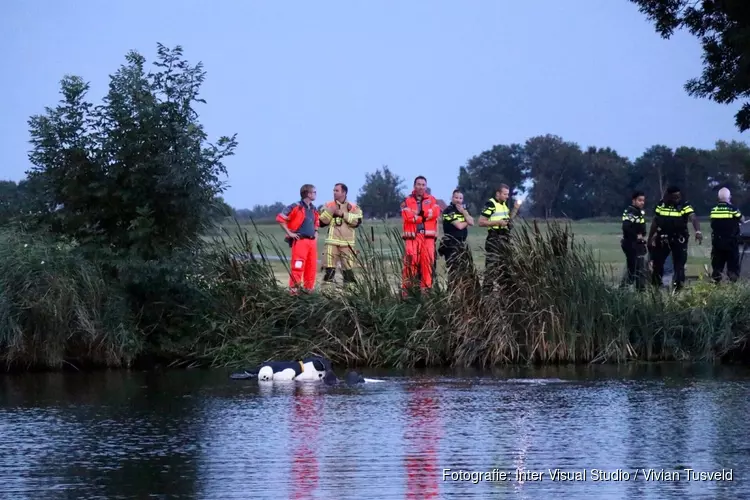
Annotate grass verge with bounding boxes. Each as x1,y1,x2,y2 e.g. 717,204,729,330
1,219,748,371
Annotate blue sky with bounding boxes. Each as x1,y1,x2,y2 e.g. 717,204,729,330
2,0,746,208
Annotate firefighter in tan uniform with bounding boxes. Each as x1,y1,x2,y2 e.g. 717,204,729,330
319,183,363,284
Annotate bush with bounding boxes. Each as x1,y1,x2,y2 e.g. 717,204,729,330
0,229,140,369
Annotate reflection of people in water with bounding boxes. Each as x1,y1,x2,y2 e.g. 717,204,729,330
290,384,323,499
404,383,442,499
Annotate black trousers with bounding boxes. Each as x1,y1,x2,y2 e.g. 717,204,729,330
482,234,510,294
650,236,688,289
620,239,647,290
711,239,740,283
440,240,478,292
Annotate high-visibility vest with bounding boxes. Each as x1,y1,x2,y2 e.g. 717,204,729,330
482,198,510,232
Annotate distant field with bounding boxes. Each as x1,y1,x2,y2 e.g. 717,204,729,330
206,218,712,285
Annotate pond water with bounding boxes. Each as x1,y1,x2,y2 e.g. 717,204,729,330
0,364,748,499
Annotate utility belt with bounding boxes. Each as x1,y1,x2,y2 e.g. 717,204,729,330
621,236,646,244
487,227,510,238
286,233,316,246
657,232,688,245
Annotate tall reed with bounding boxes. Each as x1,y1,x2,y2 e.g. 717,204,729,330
196,219,750,369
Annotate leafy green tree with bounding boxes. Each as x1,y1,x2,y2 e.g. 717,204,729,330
234,202,286,221
356,165,406,218
0,180,22,225
26,43,237,260
577,147,632,218
524,134,585,218
630,0,750,133
456,144,528,212
211,196,234,219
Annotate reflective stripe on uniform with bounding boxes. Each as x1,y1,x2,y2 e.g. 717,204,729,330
481,198,510,231
442,212,466,223
655,204,694,217
710,206,742,219
622,210,645,223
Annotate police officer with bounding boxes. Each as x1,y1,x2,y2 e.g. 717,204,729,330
647,186,702,291
439,189,475,285
709,187,745,283
621,191,648,290
478,184,521,294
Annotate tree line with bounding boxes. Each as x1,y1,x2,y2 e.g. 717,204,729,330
227,136,750,221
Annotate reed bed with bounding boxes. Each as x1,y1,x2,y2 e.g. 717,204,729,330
195,219,750,369
1,220,749,371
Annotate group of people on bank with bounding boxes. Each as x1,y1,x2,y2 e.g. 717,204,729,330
621,186,747,290
274,177,747,294
275,175,520,294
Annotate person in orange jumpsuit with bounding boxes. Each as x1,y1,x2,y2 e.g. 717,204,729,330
400,175,441,294
276,184,320,292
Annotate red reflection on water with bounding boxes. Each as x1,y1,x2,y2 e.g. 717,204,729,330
404,383,442,499
290,384,323,500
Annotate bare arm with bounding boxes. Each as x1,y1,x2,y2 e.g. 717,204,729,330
688,213,701,233
454,207,474,229
478,201,503,227
647,216,658,243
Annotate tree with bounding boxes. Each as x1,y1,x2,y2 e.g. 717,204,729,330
26,43,237,259
576,147,632,218
356,165,406,218
524,135,585,218
0,180,22,225
456,144,529,212
211,196,234,219
630,0,750,132
234,202,286,221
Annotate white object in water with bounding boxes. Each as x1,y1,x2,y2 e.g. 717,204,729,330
273,368,298,381
363,378,385,383
295,361,326,381
257,366,274,381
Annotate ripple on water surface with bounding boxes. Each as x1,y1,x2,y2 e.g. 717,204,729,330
0,367,748,499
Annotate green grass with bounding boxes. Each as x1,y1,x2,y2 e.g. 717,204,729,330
1,219,747,372
206,217,712,284
195,219,750,369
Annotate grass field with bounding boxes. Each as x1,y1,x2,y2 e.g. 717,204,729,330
206,217,712,285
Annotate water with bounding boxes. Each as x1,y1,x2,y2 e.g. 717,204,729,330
1,364,748,499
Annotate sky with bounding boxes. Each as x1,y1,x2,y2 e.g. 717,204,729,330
2,0,747,208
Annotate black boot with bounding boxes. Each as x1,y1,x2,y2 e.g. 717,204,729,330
342,269,356,284
323,267,336,282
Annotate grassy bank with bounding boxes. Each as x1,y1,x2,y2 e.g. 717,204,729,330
208,217,712,283
1,220,749,372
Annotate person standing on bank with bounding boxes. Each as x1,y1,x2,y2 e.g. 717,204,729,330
709,187,745,283
400,176,441,294
319,183,363,286
439,189,475,285
276,184,319,293
620,191,648,290
478,184,522,294
647,186,702,291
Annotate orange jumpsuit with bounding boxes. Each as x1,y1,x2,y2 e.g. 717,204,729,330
401,191,441,291
276,201,320,290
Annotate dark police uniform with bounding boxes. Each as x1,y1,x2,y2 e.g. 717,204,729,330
621,204,647,289
709,202,743,283
650,199,695,289
439,203,471,283
480,197,511,293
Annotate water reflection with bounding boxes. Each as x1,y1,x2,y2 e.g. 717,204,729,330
1,365,749,499
290,383,323,499
403,381,441,499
